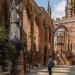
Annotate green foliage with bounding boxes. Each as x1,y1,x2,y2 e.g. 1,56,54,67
4,42,16,60
0,27,7,42
0,42,16,66
0,27,16,66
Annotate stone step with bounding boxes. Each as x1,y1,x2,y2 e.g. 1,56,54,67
31,65,75,75
37,69,75,75
38,67,75,72
38,70,75,74
37,72,75,75
0,72,9,75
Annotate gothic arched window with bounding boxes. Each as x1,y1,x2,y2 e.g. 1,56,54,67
54,26,69,52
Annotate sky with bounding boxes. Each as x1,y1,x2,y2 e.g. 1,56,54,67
35,0,66,19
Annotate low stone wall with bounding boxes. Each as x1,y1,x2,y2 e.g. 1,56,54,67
0,72,10,75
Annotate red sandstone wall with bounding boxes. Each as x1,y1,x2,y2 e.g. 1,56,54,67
34,19,39,52
23,7,31,51
64,22,75,54
54,18,75,64
23,7,45,65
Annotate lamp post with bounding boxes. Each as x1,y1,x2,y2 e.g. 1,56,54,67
9,0,24,75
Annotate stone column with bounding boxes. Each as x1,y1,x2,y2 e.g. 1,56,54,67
35,16,44,65
66,0,73,17
29,8,35,65
9,0,25,75
15,47,24,75
10,44,25,75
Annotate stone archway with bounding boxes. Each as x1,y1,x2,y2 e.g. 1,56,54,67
35,15,46,65
54,25,72,65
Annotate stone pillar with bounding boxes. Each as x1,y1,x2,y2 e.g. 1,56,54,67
35,16,45,66
9,0,25,74
15,48,24,75
72,0,75,15
66,0,73,17
29,8,35,65
10,44,25,75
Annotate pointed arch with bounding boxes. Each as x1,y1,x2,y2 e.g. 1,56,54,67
55,25,68,33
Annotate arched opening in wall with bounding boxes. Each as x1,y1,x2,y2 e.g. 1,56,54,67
22,6,33,67
34,19,40,52
35,16,45,65
54,25,71,65
32,19,40,64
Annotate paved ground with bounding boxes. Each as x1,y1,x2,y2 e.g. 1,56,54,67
26,65,75,75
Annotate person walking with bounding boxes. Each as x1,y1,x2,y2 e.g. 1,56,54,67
48,56,54,75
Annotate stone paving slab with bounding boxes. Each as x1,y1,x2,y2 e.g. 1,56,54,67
26,65,75,75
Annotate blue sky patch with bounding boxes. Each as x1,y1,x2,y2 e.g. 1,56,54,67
35,0,66,19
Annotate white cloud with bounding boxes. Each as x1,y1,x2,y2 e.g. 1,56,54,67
52,0,66,19
55,1,66,13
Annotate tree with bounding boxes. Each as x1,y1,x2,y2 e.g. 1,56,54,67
0,27,16,71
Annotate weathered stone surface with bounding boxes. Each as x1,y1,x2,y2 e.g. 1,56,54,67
23,0,53,65
53,0,75,65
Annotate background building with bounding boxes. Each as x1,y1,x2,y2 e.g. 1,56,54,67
54,0,75,65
